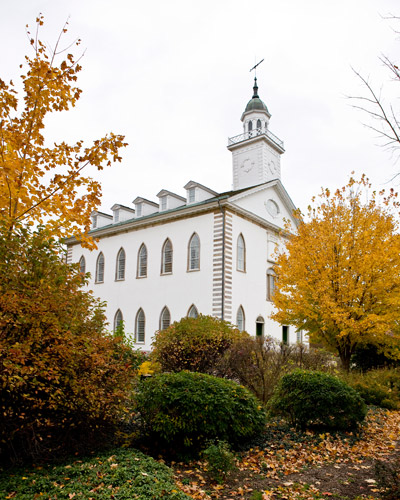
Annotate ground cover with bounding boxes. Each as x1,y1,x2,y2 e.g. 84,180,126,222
172,408,400,500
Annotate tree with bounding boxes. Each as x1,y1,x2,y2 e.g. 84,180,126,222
0,222,141,463
0,15,127,246
271,176,400,372
350,16,400,162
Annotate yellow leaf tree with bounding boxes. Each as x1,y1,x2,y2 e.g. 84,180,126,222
271,175,400,371
0,16,127,246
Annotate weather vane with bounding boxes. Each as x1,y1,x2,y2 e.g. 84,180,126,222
249,58,264,77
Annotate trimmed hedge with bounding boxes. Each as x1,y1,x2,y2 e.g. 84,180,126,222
0,448,189,499
136,371,267,451
268,369,367,430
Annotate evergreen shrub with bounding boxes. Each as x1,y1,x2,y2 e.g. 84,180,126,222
136,371,267,452
268,369,367,430
150,315,248,373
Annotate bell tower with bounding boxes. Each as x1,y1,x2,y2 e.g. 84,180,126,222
228,77,285,190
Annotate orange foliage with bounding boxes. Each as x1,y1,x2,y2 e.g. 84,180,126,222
0,15,127,247
271,175,400,371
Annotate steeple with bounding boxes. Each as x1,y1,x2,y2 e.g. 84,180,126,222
227,76,285,190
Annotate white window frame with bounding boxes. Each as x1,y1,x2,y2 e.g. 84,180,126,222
267,268,276,301
79,255,86,274
161,238,173,274
135,308,145,343
137,244,147,278
114,309,123,333
95,252,105,283
237,234,246,272
188,233,200,271
187,304,199,318
116,247,126,281
236,306,245,331
160,306,171,330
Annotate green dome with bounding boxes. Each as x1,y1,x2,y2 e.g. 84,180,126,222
245,97,269,113
243,77,270,115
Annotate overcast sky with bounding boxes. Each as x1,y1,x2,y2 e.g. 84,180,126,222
2,0,400,214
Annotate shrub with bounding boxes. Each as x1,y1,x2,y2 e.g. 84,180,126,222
268,369,367,430
0,447,190,499
136,371,267,453
0,225,141,464
341,368,400,410
150,315,248,373
217,336,337,404
202,440,236,483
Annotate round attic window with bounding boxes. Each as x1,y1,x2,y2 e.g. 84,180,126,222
265,199,280,218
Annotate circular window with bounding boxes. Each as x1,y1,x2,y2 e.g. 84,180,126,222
265,199,280,218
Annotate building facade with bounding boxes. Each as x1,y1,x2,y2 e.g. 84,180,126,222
66,78,300,350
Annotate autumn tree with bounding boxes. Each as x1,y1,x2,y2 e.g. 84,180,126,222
0,15,126,246
271,176,400,372
0,222,142,464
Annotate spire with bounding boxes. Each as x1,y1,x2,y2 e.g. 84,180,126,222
253,77,259,98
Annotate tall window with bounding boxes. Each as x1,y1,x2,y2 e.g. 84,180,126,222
160,197,167,211
135,308,145,343
282,326,289,345
161,239,173,274
114,309,123,333
160,306,171,330
237,234,246,272
236,306,245,331
79,255,86,274
188,233,200,271
256,119,262,130
136,203,142,217
95,252,105,283
188,304,199,318
116,248,126,280
267,268,276,301
137,244,147,278
248,121,253,132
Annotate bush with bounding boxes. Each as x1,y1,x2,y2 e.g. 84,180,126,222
202,440,236,483
150,315,248,373
0,225,142,464
217,336,337,404
341,368,400,409
268,369,367,430
136,371,267,453
0,447,190,499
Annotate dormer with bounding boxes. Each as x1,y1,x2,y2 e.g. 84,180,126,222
184,181,218,205
111,204,136,224
91,211,113,229
132,197,159,218
156,190,186,212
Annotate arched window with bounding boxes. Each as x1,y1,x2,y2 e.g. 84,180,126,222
248,120,253,132
160,306,171,330
95,252,105,283
267,268,276,301
137,244,147,278
114,309,123,334
187,304,199,318
116,248,126,280
256,119,262,130
237,234,246,272
161,238,173,274
79,255,86,274
135,308,145,343
188,233,200,271
256,315,264,337
236,306,245,331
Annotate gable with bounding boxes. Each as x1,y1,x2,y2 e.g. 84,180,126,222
227,181,298,232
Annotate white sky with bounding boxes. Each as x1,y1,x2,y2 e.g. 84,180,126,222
2,0,400,214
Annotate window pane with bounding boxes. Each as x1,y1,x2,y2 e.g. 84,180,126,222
138,245,147,277
162,240,173,274
188,188,195,203
237,235,245,271
136,309,145,342
96,253,104,282
114,310,123,333
236,307,244,331
161,307,171,330
189,234,200,270
188,305,198,318
79,256,86,274
117,249,125,280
